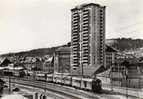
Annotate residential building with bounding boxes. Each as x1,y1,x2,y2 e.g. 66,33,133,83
105,45,117,69
95,45,117,74
71,3,106,76
110,60,143,88
54,47,71,74
43,56,54,74
0,58,11,67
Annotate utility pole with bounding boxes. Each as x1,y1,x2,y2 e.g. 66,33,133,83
80,63,83,88
8,71,11,94
44,73,47,92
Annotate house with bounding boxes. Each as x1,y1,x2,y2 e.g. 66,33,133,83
110,60,143,88
0,58,11,67
0,78,5,93
43,56,54,74
105,45,117,69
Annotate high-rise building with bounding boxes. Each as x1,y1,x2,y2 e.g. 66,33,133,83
71,3,106,76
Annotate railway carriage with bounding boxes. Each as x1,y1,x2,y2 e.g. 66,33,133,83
35,73,102,93
53,74,63,84
81,78,93,90
46,74,53,82
72,77,82,88
92,78,102,93
35,73,46,81
62,75,72,86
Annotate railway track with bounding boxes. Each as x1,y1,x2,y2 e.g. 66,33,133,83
2,76,99,99
2,76,139,99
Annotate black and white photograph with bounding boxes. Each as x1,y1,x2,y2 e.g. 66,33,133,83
0,0,143,99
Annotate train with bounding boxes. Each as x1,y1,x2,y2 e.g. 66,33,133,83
1,69,26,77
35,73,102,93
0,70,102,93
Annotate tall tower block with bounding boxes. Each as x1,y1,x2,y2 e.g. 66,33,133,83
71,3,106,76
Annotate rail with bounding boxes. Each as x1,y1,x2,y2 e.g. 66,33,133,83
1,76,99,99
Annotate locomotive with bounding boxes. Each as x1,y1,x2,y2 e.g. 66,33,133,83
35,73,102,93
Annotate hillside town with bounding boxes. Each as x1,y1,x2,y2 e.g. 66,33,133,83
0,1,143,99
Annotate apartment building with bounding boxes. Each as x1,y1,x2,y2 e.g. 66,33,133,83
71,3,106,76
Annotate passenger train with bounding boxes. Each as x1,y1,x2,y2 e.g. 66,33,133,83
1,70,102,93
35,73,102,93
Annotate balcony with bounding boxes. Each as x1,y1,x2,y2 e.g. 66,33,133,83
72,42,78,45
82,43,88,47
82,28,89,31
72,31,79,34
73,51,79,54
72,30,78,33
72,21,79,24
72,32,78,35
73,43,78,47
83,50,89,53
82,58,88,61
82,29,88,32
83,18,89,21
82,21,89,24
82,43,88,46
82,46,88,50
83,11,89,14
73,57,78,59
73,55,78,58
73,62,78,65
72,14,79,18
82,40,88,44
72,39,78,42
83,14,89,18
82,30,88,33
72,38,78,42
72,26,78,29
83,35,88,38
83,37,88,40
83,25,89,28
73,29,79,32
72,12,78,16
72,23,78,27
72,35,78,38
82,34,88,38
82,23,89,27
73,18,79,22
82,59,88,63
72,34,78,38
82,30,88,34
73,16,79,20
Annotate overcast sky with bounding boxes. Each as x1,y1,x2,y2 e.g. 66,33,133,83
0,0,143,54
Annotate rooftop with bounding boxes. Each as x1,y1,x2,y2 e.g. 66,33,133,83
56,46,71,52
106,45,118,52
71,3,105,11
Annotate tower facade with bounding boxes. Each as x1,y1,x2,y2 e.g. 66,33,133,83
71,3,106,76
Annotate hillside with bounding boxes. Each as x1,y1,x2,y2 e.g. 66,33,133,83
106,38,143,51
0,42,71,57
1,47,57,57
1,38,143,57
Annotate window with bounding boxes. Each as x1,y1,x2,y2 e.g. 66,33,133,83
84,81,87,87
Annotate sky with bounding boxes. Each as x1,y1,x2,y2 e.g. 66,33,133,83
0,0,143,54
